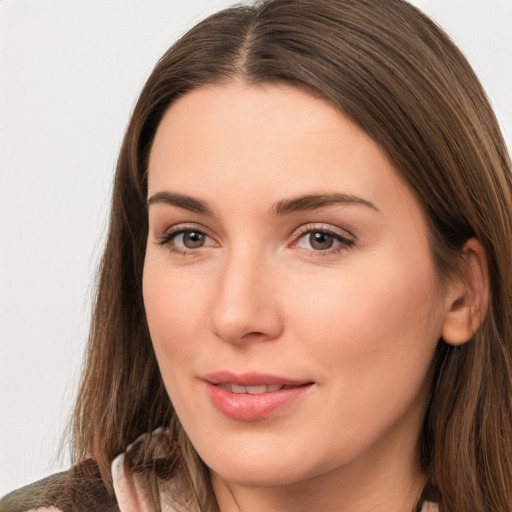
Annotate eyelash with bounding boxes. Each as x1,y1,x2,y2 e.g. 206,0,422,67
291,224,355,257
156,224,216,256
156,223,355,257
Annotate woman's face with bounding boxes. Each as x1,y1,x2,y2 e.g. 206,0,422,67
143,84,445,495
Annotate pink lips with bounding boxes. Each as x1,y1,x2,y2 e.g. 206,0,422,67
201,371,314,421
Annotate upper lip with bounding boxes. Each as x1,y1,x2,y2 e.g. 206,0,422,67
201,371,313,387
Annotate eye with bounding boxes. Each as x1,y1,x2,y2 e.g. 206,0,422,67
304,231,337,251
176,230,207,249
292,225,354,255
156,226,217,254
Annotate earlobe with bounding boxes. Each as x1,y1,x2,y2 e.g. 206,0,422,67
441,238,489,346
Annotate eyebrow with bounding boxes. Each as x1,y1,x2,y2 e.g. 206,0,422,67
147,191,213,215
147,191,379,216
270,193,379,216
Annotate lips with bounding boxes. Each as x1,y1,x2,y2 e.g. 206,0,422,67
201,372,314,421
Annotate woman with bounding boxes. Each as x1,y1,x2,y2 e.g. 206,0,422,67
2,0,511,511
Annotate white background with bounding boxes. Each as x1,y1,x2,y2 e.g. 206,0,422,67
1,0,511,497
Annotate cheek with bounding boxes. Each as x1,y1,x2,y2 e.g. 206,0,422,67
283,248,442,404
290,257,439,339
142,261,211,382
143,267,215,425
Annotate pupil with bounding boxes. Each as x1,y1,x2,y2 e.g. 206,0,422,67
310,231,333,250
184,231,205,248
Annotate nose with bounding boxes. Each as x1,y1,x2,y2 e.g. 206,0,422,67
209,247,284,345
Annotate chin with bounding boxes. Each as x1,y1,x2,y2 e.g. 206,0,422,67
200,440,324,488
211,461,311,488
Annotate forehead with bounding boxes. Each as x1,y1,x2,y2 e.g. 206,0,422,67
148,83,352,178
147,83,419,223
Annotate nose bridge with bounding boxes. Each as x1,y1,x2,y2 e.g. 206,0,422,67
210,242,283,344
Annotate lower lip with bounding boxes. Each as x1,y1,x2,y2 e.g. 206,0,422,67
204,382,313,421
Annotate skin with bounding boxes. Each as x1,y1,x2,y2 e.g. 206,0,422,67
143,83,474,512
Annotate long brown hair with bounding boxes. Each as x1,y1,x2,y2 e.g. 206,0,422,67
72,1,512,510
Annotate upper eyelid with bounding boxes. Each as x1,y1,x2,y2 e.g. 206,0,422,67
158,222,213,236
291,223,356,240
155,223,217,246
154,221,355,247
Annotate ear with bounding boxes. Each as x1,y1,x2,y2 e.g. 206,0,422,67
442,238,489,346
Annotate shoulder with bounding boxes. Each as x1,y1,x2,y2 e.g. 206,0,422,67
0,460,118,512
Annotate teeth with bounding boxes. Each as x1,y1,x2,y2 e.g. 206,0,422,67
217,383,284,394
245,385,267,395
232,384,252,394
